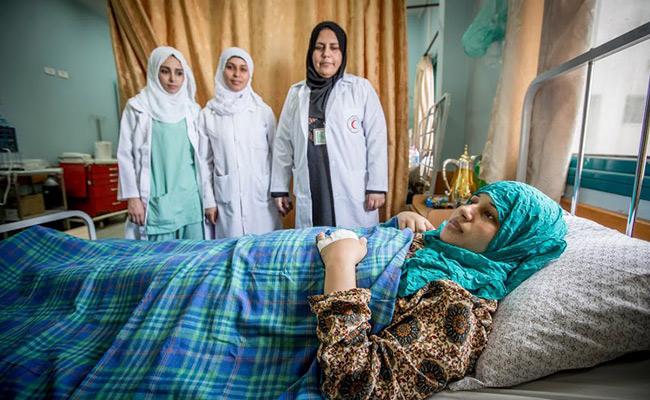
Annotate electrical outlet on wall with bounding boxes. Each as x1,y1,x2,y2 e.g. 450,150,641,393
44,67,56,76
57,70,69,79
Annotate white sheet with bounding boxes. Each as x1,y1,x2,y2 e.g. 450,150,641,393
430,351,650,400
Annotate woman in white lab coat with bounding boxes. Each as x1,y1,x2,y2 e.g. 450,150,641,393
198,47,282,239
117,46,205,241
271,21,388,229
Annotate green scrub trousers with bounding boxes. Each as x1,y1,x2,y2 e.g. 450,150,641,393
146,119,204,241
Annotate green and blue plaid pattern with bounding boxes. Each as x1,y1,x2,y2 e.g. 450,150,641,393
0,225,412,399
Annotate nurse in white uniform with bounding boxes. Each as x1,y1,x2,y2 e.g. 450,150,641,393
117,46,205,241
271,21,388,229
198,47,282,239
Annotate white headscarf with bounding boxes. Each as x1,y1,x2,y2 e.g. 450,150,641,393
207,47,263,116
131,46,199,123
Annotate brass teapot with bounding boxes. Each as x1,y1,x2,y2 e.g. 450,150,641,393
442,145,478,207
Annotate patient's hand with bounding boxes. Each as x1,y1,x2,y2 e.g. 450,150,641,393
317,232,368,294
397,211,435,233
317,232,368,267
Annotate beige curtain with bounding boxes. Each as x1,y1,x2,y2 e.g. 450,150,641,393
480,0,545,184
481,0,595,201
526,0,596,200
107,0,409,225
413,55,435,150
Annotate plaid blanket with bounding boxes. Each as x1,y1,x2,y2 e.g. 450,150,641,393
0,225,412,399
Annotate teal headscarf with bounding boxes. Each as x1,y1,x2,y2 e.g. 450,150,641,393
398,181,567,300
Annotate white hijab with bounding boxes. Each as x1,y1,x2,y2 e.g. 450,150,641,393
131,46,199,123
207,47,262,116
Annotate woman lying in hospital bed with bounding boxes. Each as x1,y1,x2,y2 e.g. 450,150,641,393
1,181,648,399
311,180,566,399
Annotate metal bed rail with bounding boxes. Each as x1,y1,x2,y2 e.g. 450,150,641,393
417,93,451,195
0,210,97,240
516,22,650,236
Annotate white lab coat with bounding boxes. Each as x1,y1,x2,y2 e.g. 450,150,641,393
198,99,282,239
117,100,207,240
271,73,388,228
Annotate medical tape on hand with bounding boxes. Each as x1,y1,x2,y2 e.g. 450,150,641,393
317,229,359,253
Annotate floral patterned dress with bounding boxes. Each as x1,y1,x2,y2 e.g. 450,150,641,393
308,236,498,400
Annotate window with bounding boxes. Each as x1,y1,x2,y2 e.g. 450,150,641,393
565,0,650,221
569,0,650,157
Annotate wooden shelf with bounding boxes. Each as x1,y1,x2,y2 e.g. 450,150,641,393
413,195,649,241
0,168,68,227
560,198,649,241
411,194,454,228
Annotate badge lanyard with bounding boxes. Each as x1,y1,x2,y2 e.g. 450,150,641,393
309,127,327,146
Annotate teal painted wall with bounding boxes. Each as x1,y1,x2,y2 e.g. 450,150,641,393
464,0,502,159
1,0,500,179
0,0,119,165
407,0,501,167
438,0,472,165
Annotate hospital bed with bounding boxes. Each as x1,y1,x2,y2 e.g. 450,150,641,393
432,20,650,400
1,28,650,400
2,207,648,400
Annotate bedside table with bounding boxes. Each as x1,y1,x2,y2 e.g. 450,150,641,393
411,194,454,228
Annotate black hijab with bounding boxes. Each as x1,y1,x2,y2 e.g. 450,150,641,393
306,21,347,120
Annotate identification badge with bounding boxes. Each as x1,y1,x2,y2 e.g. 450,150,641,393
312,128,326,146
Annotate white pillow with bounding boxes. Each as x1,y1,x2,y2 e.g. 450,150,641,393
449,214,650,390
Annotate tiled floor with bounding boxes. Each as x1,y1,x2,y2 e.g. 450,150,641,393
95,215,127,239
64,214,126,239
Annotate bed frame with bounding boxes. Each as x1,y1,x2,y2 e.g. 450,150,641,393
0,210,97,240
516,21,650,237
416,93,451,195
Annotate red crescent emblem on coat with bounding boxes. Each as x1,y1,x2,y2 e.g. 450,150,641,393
347,115,360,133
